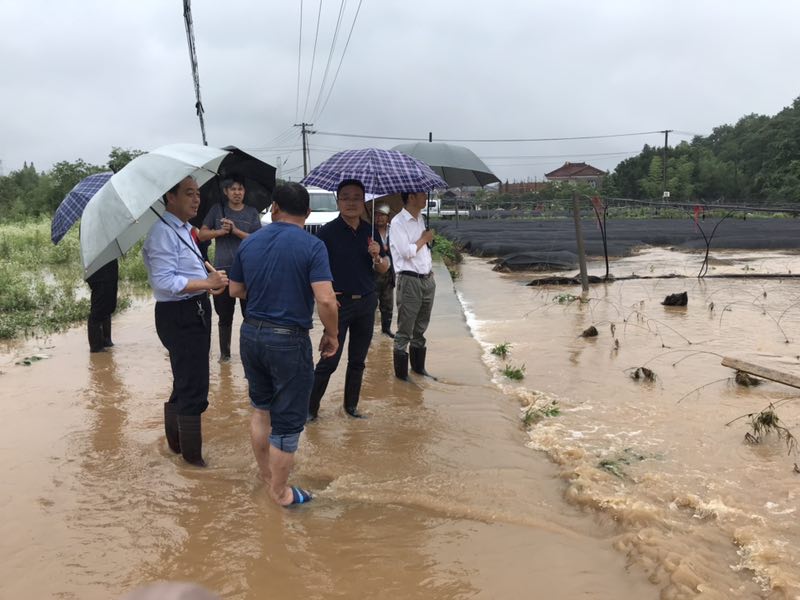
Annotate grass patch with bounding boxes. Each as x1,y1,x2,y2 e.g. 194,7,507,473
491,342,511,359
502,363,526,380
0,215,149,340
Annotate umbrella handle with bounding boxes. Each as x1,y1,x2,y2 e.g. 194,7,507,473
205,261,226,296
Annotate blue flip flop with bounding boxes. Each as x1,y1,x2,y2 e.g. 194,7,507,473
286,486,313,506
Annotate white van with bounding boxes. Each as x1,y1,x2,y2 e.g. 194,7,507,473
261,186,339,234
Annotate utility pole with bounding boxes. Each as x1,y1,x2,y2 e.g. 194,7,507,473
294,122,314,177
572,191,589,294
662,129,672,199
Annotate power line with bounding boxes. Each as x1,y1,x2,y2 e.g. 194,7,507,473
301,0,325,120
294,0,304,122
482,150,641,160
314,0,364,122
309,0,348,121
313,129,667,143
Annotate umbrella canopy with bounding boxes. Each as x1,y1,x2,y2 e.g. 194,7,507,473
51,171,113,244
301,148,447,195
80,143,230,278
193,146,276,227
391,142,500,187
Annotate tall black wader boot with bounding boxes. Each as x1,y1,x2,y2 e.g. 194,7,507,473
393,349,409,381
343,367,366,418
88,318,105,353
177,414,206,467
307,373,330,421
164,403,181,454
218,324,232,362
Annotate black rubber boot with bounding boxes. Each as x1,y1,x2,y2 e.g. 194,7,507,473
101,317,114,347
343,368,366,419
218,324,232,362
381,315,395,338
88,318,105,353
307,373,330,422
164,402,181,454
177,415,206,467
393,349,409,381
410,346,437,380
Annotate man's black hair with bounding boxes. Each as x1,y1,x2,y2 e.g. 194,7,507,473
336,179,365,195
163,176,196,203
273,182,309,216
221,175,246,190
400,192,409,204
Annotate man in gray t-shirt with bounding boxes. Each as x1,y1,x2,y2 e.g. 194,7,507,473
198,177,262,361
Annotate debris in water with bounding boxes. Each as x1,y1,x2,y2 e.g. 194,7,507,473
662,291,688,306
734,370,762,387
581,326,598,338
630,366,656,382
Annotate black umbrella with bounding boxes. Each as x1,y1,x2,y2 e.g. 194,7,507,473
192,146,276,227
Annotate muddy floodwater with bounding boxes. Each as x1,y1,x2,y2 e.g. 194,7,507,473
2,250,800,599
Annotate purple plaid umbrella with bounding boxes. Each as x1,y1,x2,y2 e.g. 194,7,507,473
51,171,113,244
301,148,447,195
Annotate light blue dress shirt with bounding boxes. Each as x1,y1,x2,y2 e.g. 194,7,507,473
142,211,208,302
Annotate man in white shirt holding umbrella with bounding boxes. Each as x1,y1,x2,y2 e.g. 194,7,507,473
389,191,436,380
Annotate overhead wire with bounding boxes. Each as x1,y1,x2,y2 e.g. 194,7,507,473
314,0,364,122
314,129,666,143
301,0,325,120
295,0,304,122
309,0,348,122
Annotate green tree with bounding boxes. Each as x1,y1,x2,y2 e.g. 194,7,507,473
107,147,144,173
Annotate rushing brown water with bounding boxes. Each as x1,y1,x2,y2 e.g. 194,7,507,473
2,250,799,599
456,248,800,599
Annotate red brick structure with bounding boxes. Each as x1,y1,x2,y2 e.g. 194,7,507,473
544,162,606,189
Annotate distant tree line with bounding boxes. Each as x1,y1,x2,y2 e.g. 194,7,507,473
0,147,143,222
604,96,800,203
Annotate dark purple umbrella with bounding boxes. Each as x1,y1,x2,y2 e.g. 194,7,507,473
301,148,447,195
51,172,113,244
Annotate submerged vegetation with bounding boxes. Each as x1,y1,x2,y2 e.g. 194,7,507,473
0,217,146,340
502,363,526,381
490,342,511,359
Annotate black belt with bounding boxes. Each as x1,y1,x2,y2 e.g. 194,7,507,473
243,318,307,334
337,291,375,300
399,271,432,279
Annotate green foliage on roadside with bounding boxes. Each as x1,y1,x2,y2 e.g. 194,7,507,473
432,233,462,264
0,216,148,340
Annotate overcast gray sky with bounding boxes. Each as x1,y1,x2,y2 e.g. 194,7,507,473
2,0,799,183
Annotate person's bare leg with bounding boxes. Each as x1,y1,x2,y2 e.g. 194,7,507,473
250,409,272,483
268,445,296,506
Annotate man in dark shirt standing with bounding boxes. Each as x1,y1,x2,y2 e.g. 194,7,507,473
308,179,390,420
229,183,338,506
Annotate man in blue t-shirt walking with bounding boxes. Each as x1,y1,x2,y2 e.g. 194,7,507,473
229,183,338,507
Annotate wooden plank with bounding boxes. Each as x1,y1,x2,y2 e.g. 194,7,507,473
721,356,800,389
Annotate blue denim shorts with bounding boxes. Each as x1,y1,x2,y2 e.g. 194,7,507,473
240,320,313,453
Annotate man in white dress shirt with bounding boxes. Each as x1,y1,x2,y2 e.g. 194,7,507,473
388,191,436,380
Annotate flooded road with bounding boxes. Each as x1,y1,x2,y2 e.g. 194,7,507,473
0,262,655,599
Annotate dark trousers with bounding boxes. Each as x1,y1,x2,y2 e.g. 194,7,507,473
89,279,118,321
155,295,211,416
375,271,394,324
314,293,378,378
212,286,247,326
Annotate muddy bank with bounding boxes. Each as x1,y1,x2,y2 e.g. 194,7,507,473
435,218,800,270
